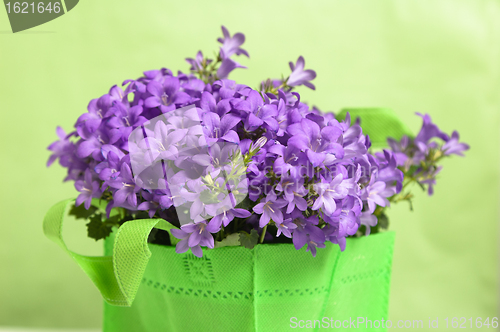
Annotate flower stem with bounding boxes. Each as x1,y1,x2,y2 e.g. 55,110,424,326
259,224,268,244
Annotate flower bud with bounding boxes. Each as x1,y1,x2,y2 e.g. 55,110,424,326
250,137,267,154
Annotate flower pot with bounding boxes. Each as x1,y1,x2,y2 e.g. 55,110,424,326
103,231,395,332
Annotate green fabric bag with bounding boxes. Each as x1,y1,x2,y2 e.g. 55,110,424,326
44,198,395,331
103,231,395,332
43,108,404,331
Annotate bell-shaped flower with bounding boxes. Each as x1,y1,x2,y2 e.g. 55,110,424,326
275,217,298,238
361,173,395,213
312,173,350,215
252,191,288,228
75,169,101,210
202,112,241,144
286,56,317,90
106,103,147,140
442,131,469,156
47,127,75,167
291,213,325,257
145,77,191,113
106,163,141,207
288,118,344,167
217,26,249,59
276,175,308,213
185,51,211,72
171,220,216,258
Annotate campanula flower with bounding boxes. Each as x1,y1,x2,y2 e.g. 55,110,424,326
286,56,317,90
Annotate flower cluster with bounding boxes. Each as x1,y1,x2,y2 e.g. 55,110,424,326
381,113,469,199
48,26,468,257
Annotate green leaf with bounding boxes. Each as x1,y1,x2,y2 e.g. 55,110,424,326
86,213,113,241
69,203,98,220
214,233,241,248
239,229,259,249
105,214,122,227
198,189,221,204
234,196,253,211
378,213,389,230
134,211,150,220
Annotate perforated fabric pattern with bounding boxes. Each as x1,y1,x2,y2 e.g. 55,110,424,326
103,232,395,332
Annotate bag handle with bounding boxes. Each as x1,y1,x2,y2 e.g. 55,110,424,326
43,198,178,307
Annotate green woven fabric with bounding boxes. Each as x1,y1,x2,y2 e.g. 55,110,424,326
103,232,395,331
336,108,413,148
44,199,395,331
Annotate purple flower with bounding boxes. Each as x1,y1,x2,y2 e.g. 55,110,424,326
276,176,308,213
375,150,404,193
360,211,377,235
75,98,106,139
144,78,191,113
384,113,468,198
288,118,343,166
106,103,147,141
322,223,346,251
286,56,317,90
108,85,127,105
137,191,161,218
235,90,279,132
292,214,326,257
414,113,449,144
186,51,211,72
202,112,241,144
252,191,288,227
338,116,368,159
274,96,290,137
275,217,297,238
418,165,442,196
207,208,252,231
362,173,395,213
106,163,141,207
170,221,216,258
181,76,206,99
75,169,101,210
442,131,469,156
387,136,410,166
268,144,306,176
330,196,361,238
312,174,350,215
217,58,246,80
94,148,123,181
217,26,249,59
141,120,188,163
76,127,121,160
47,127,75,167
213,26,249,79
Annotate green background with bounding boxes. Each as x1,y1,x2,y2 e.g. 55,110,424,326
0,0,498,330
